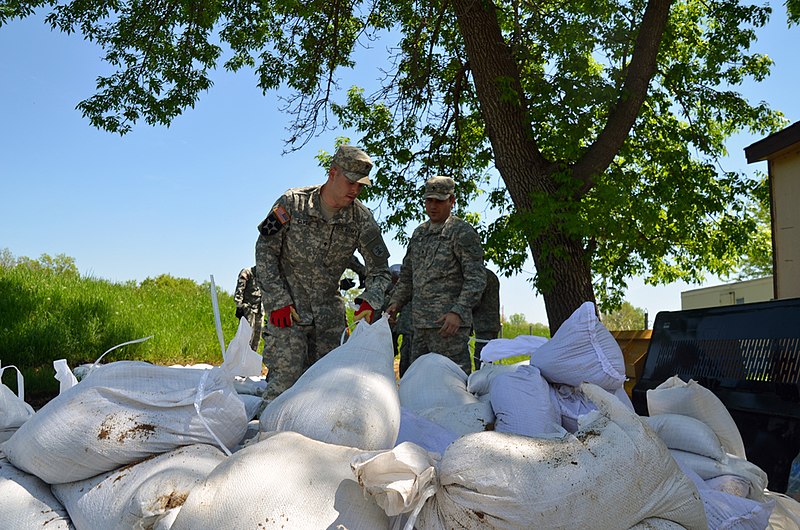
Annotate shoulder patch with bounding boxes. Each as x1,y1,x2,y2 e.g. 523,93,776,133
258,205,291,236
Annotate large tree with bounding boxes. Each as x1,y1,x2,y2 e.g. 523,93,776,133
2,0,792,331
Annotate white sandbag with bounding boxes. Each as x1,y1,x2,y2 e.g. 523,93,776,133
172,431,389,530
765,491,800,529
646,413,726,461
669,449,768,501
479,335,547,363
466,360,529,396
0,458,73,529
3,361,247,484
681,463,775,530
490,365,564,437
418,401,495,436
354,383,706,530
399,353,478,413
0,365,35,438
531,301,626,390
51,443,226,530
396,407,459,455
223,317,263,377
259,316,400,450
647,376,746,459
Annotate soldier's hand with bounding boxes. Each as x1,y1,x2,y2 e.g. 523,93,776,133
386,303,399,325
235,307,246,319
435,312,462,337
270,304,300,328
353,301,375,324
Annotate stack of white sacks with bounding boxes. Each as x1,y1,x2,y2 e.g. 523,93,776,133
2,304,800,529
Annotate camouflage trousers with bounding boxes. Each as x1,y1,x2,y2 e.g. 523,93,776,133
472,328,500,363
262,315,345,401
411,327,472,375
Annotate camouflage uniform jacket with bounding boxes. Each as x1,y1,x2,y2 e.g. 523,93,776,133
255,185,391,324
234,266,262,315
390,215,486,329
472,268,501,335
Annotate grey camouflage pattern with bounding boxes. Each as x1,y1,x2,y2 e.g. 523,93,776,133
255,184,391,398
390,215,486,329
412,327,472,374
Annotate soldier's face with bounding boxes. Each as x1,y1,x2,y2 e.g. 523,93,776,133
425,196,455,224
323,166,364,208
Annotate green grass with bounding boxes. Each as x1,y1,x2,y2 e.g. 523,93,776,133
0,263,238,403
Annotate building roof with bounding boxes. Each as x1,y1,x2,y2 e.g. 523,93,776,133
745,120,800,163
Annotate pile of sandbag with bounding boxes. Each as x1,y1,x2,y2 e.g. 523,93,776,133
354,383,708,529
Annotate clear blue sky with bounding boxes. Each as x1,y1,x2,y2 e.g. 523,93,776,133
1,9,797,327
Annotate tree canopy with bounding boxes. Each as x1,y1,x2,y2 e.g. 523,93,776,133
2,0,794,331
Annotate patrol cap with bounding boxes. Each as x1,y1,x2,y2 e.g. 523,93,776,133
332,145,373,186
389,263,401,277
424,176,455,200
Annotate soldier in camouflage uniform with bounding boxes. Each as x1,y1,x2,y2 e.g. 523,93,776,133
387,176,486,374
255,145,391,400
234,266,264,352
472,267,501,362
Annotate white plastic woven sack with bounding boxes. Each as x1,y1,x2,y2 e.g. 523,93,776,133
259,316,400,450
669,449,768,501
765,491,800,529
466,360,529,396
681,464,775,530
478,335,548,363
396,407,459,455
399,353,478,413
490,364,564,437
353,383,706,530
0,458,73,529
0,365,35,442
418,401,495,436
52,443,226,530
646,413,726,461
3,361,247,484
647,376,746,459
531,301,626,390
171,431,389,530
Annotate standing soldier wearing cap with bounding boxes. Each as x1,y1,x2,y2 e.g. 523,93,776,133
387,176,487,374
255,145,391,400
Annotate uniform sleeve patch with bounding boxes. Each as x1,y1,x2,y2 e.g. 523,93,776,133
259,205,291,236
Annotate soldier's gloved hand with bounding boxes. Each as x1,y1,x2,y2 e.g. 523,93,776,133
235,307,246,319
339,278,356,291
353,301,375,324
270,304,300,328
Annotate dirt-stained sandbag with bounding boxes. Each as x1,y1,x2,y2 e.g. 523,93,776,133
3,361,247,484
52,443,226,530
172,431,389,530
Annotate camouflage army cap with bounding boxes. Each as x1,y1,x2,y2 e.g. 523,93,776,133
424,176,455,200
332,145,373,186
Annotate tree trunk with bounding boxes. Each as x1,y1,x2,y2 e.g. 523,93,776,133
452,0,597,332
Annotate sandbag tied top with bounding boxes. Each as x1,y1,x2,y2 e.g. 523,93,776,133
353,382,707,530
3,361,248,484
259,316,401,450
532,301,626,390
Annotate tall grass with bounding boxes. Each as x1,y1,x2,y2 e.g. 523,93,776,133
0,264,238,402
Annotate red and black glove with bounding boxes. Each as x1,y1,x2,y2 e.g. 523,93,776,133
270,304,299,327
353,301,375,323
